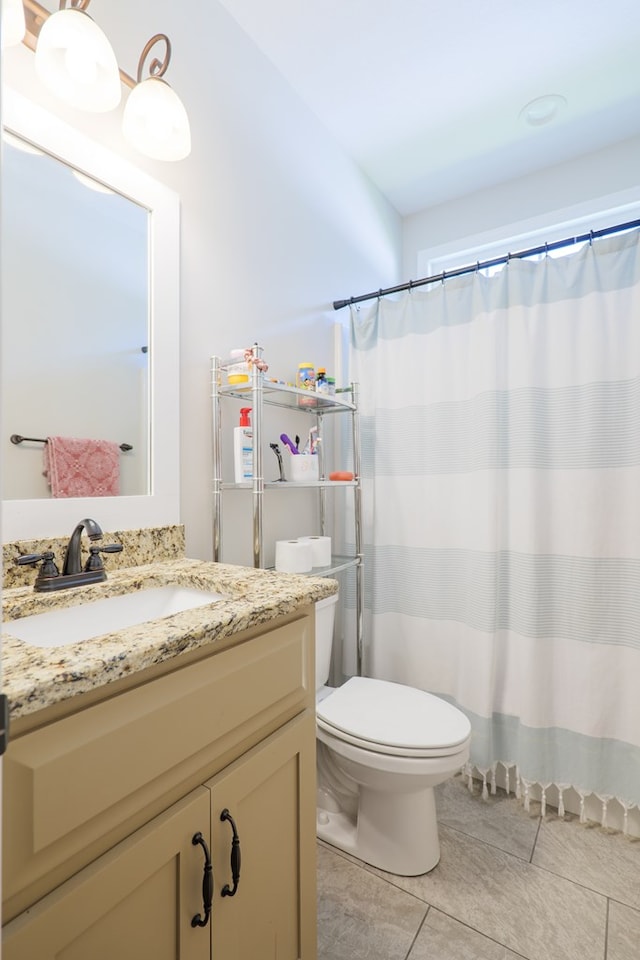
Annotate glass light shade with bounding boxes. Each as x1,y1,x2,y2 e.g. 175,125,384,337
35,8,121,112
122,77,191,161
2,0,26,48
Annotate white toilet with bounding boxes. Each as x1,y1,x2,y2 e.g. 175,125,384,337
315,594,471,876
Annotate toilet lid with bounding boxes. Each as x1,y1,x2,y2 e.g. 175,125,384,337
317,677,471,755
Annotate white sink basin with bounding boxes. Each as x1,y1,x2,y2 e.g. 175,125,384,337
5,585,225,648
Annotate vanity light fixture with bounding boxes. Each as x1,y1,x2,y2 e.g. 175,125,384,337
18,0,191,160
34,0,121,112
1,0,26,48
122,34,191,162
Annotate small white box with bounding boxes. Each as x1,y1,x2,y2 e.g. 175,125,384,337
289,455,319,482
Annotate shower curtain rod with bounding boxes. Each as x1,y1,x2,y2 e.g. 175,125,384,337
332,217,640,311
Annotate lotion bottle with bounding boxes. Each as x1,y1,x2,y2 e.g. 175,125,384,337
234,407,253,482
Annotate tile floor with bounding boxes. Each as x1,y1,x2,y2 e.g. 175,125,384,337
317,773,640,960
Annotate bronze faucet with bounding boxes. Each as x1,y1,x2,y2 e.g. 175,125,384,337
62,517,105,575
15,518,123,592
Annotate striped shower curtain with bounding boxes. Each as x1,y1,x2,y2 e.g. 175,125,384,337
349,228,640,827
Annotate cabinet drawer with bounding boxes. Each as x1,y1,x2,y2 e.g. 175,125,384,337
3,613,312,917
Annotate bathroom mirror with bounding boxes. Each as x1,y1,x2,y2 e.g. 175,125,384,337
2,132,149,500
1,89,180,541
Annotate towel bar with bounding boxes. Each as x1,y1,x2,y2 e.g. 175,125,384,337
10,434,133,452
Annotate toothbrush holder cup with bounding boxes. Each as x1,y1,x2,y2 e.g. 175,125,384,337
289,455,319,482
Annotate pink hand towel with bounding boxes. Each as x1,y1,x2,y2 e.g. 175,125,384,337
44,436,120,498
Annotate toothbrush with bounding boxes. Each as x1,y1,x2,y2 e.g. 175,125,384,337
280,433,300,455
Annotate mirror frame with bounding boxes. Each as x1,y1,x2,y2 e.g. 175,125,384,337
1,88,180,541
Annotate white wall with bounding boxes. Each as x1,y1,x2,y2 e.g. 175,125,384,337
2,0,401,561
403,134,640,280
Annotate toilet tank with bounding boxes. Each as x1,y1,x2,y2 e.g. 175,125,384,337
315,593,338,690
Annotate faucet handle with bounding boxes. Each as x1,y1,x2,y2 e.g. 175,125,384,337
84,543,124,572
15,551,60,578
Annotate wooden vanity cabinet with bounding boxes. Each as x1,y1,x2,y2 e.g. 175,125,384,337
2,611,318,960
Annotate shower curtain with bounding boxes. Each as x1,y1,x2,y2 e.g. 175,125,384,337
349,228,640,826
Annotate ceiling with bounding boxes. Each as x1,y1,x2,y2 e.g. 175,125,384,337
217,0,640,216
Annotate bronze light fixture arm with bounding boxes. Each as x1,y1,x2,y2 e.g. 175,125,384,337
137,33,172,83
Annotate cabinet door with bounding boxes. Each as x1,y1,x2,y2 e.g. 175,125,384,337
2,787,212,960
207,711,317,960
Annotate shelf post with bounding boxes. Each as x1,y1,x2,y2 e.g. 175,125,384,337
211,356,222,562
318,410,326,536
251,344,264,568
351,381,364,676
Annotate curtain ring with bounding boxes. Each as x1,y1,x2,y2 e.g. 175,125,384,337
589,230,594,246
475,260,480,273
408,279,413,292
441,269,447,285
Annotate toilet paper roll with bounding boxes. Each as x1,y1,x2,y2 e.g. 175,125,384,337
298,535,332,567
275,539,313,573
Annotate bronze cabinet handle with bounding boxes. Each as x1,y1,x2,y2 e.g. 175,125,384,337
191,832,213,928
220,809,241,897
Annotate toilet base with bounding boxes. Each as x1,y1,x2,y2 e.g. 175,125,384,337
317,784,440,876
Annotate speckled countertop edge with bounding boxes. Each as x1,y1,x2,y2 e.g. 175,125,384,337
2,558,337,721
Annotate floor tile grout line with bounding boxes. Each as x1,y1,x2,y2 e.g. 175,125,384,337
442,820,540,865
529,814,543,863
526,852,635,908
321,831,592,906
441,818,635,909
403,905,430,960
606,894,640,913
603,898,610,960
319,824,632,909
420,905,532,960
317,839,440,910
449,824,614,912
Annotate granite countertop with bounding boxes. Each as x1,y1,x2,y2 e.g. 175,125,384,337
2,558,337,721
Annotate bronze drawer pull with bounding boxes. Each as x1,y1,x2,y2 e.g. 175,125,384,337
191,832,213,928
220,809,241,897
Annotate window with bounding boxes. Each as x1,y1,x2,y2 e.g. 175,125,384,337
417,196,640,282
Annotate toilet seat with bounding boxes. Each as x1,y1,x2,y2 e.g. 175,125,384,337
317,677,471,759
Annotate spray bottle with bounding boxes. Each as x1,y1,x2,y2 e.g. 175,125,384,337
234,407,253,482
